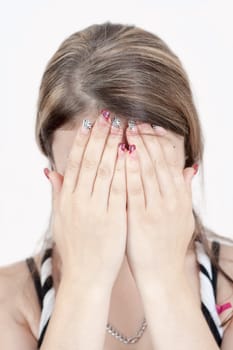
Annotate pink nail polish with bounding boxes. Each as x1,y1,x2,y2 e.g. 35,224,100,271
119,143,126,151
128,144,136,154
43,168,50,179
118,143,127,158
101,109,111,121
192,163,199,175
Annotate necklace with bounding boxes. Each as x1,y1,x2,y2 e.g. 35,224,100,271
106,317,147,344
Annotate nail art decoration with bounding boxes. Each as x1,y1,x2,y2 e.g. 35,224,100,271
151,125,167,135
82,119,93,130
111,116,121,128
43,168,50,179
129,144,136,153
192,163,199,175
128,119,136,131
101,109,111,120
119,143,126,151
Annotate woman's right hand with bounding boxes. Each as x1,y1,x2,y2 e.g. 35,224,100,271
47,111,127,289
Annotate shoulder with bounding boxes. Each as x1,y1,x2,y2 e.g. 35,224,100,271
205,229,233,289
205,229,233,279
205,229,233,335
216,236,233,308
0,254,42,343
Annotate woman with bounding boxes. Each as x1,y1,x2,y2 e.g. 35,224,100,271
0,21,232,350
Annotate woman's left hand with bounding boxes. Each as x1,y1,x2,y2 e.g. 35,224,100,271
125,123,196,286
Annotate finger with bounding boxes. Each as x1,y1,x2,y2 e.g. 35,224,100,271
125,124,161,208
93,121,124,208
75,111,113,198
183,167,195,195
125,144,145,211
48,170,64,211
61,118,94,195
49,171,64,194
108,143,127,212
151,124,168,136
146,124,187,192
135,123,176,198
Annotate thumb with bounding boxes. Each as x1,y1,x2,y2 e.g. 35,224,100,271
44,168,64,208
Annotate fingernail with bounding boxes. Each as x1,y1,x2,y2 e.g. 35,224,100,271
128,144,136,154
101,109,111,121
128,120,137,131
119,143,126,151
111,116,121,128
151,125,167,135
81,119,93,133
192,163,199,175
118,143,127,158
43,168,50,179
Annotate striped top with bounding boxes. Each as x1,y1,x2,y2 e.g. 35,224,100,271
26,239,224,349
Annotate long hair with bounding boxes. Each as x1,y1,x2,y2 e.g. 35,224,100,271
34,21,233,327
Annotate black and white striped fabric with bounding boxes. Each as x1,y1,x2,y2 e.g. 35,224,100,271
37,239,223,348
195,240,223,346
38,243,55,348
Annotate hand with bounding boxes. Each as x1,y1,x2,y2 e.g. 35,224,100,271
47,112,127,289
125,123,195,285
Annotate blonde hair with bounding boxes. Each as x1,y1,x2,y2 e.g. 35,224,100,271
34,21,232,326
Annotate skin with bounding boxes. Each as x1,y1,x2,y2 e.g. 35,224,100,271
50,115,189,298
0,113,233,349
49,117,196,349
52,118,186,176
49,114,233,349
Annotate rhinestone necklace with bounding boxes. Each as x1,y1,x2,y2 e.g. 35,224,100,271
106,317,147,344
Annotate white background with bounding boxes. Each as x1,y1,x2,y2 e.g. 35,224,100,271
0,0,232,265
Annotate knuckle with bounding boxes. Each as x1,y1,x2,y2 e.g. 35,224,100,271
82,157,98,170
94,129,107,140
74,134,86,147
166,198,178,212
105,141,116,152
115,161,124,173
97,165,111,179
153,158,165,169
57,196,69,216
145,166,155,178
109,130,124,140
130,186,143,196
153,208,163,220
111,184,124,196
128,162,138,173
67,157,82,171
72,195,83,209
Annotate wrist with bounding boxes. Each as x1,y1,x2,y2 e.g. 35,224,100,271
60,271,113,299
137,271,190,298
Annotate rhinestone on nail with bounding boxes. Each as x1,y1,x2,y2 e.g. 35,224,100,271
128,119,136,130
82,119,93,129
111,116,121,128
